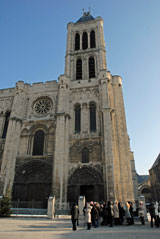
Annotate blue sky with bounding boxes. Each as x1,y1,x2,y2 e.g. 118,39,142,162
0,0,160,175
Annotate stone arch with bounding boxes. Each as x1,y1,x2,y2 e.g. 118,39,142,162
12,160,52,208
28,124,49,155
67,165,104,203
29,124,49,135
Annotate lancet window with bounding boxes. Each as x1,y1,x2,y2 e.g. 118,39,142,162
75,104,81,133
76,59,82,80
32,130,45,155
89,102,96,132
2,112,10,139
90,30,96,48
89,57,95,78
75,33,80,50
82,32,88,50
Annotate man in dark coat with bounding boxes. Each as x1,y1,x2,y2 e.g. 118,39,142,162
71,203,79,231
149,202,156,227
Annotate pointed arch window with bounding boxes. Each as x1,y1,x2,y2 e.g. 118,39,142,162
89,57,95,78
75,104,81,133
75,33,80,50
90,102,96,132
90,30,96,48
32,130,45,155
76,59,82,80
2,112,10,139
82,147,89,163
82,32,88,50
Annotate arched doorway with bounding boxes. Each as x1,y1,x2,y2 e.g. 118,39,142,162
12,160,52,208
67,166,104,203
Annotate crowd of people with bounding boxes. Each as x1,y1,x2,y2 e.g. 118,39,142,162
71,200,160,231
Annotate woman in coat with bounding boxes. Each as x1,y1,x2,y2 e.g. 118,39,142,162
154,201,160,228
113,201,119,225
138,201,145,225
124,202,131,225
84,203,92,230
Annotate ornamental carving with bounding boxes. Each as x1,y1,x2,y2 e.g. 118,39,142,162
71,88,99,101
32,97,52,117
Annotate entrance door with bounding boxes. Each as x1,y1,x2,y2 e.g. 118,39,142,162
80,185,94,202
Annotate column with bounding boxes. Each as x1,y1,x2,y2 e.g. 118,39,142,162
88,31,90,49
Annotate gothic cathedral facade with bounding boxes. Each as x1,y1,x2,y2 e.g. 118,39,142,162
0,13,138,209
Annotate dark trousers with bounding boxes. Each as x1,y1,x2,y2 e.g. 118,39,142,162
140,216,145,225
150,215,156,227
155,216,159,227
109,216,113,227
87,223,91,230
72,219,77,231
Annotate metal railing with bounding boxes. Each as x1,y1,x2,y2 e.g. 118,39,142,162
11,200,47,216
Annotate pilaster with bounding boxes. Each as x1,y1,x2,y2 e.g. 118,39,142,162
53,76,70,209
99,78,115,201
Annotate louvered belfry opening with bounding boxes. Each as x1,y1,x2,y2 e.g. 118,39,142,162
75,33,80,50
75,104,81,133
76,58,82,80
90,30,96,48
82,32,88,50
89,57,95,78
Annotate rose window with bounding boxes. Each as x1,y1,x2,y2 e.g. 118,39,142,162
33,98,52,115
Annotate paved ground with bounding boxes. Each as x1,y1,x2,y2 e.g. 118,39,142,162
0,216,160,239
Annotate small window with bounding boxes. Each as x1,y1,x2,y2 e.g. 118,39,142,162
90,30,96,48
75,104,81,133
89,57,95,78
76,59,82,80
82,147,89,163
32,130,45,155
82,32,88,50
90,102,96,132
75,33,80,50
2,112,10,139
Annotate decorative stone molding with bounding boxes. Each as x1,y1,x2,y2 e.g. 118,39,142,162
32,97,52,117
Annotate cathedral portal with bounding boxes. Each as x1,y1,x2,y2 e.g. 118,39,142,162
67,166,104,203
12,160,52,208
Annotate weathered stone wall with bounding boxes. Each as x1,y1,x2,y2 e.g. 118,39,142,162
0,80,58,196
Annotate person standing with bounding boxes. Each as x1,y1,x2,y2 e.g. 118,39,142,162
149,201,156,227
138,201,145,225
107,201,114,227
124,202,131,225
84,203,92,230
128,201,134,225
91,203,99,228
118,202,125,225
71,203,79,231
154,201,159,228
113,201,119,225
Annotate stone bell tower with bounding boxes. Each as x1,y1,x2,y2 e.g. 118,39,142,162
53,11,137,209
